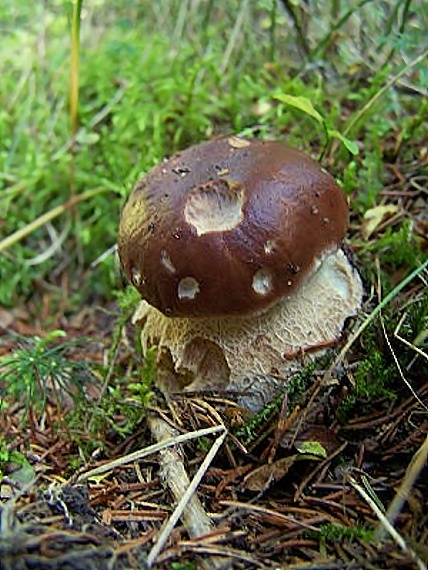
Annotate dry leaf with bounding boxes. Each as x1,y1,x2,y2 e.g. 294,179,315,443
362,204,399,239
292,425,341,456
243,454,320,492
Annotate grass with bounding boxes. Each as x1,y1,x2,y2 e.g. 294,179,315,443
0,1,427,568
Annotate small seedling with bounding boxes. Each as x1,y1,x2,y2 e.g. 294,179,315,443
0,330,92,421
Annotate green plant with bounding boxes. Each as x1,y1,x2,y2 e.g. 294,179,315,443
128,345,157,408
64,341,156,455
366,220,423,271
65,381,146,458
274,93,359,157
0,330,92,418
0,440,29,479
111,285,142,359
170,562,196,570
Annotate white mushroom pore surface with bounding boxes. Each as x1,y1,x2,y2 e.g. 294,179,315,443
133,248,363,411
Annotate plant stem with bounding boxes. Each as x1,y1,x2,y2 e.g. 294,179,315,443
0,188,107,254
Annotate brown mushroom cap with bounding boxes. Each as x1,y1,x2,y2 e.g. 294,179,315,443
118,136,348,317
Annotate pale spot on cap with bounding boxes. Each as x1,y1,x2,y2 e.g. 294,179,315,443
161,250,176,274
184,180,244,236
252,268,273,296
131,267,142,287
178,277,200,300
264,240,275,255
228,136,251,149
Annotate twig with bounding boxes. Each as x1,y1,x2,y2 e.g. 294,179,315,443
348,475,427,570
0,188,107,254
375,433,428,542
146,416,227,568
169,543,268,567
293,442,348,502
90,243,118,268
395,312,428,363
24,221,71,266
75,424,224,483
219,500,320,531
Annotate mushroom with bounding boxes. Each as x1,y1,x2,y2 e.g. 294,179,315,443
118,136,363,411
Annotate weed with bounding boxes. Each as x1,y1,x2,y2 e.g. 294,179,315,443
356,219,425,295
368,220,423,270
303,521,374,559
0,440,29,479
128,345,157,409
170,562,196,570
0,330,92,420
65,340,156,456
111,286,142,355
64,379,148,460
355,145,385,211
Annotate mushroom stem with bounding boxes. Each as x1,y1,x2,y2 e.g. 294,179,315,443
135,248,363,411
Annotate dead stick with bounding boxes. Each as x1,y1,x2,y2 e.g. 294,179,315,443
375,433,428,541
146,414,228,569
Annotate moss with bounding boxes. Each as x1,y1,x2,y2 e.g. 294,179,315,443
338,326,397,421
307,522,374,545
234,359,319,446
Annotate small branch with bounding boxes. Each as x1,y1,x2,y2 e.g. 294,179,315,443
375,433,428,542
148,416,217,541
146,415,228,569
348,475,427,570
0,188,107,254
75,424,224,483
279,0,310,60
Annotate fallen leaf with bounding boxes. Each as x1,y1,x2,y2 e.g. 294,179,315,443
362,204,399,239
296,441,327,458
9,463,36,487
292,425,342,456
243,454,320,492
